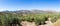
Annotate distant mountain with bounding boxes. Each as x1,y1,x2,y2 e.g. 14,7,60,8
1,10,58,14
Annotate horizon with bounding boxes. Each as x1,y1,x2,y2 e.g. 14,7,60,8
0,0,60,12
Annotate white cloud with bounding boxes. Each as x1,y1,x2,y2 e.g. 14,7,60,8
0,8,8,11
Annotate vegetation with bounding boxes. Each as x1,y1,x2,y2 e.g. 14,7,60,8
53,19,60,26
0,12,60,26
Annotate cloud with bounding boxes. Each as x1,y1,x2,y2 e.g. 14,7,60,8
0,8,8,11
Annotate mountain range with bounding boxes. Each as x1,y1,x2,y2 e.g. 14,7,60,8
1,10,59,14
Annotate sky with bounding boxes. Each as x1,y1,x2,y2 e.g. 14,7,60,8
0,0,60,11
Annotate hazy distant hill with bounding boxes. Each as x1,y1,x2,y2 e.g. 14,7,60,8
1,10,58,14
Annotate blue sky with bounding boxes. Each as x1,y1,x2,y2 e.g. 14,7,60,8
0,0,60,11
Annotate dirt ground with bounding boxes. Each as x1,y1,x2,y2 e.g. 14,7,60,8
53,19,60,26
39,20,53,26
21,18,53,26
21,21,36,26
21,20,53,26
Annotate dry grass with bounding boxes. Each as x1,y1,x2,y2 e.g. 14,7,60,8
53,19,60,26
